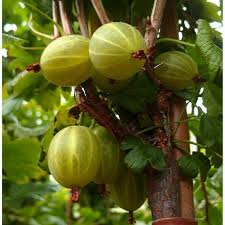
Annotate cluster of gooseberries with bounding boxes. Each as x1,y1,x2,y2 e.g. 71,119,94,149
40,21,198,92
48,125,147,223
40,21,198,223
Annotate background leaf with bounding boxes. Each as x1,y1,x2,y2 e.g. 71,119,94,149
196,19,222,81
109,73,157,114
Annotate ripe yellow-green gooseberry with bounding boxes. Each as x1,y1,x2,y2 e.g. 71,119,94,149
48,126,102,189
40,35,92,86
92,126,120,184
154,51,199,91
89,22,147,80
108,166,147,212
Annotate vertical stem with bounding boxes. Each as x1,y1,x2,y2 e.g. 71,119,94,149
90,0,110,24
160,0,178,38
144,0,167,50
52,0,60,38
75,0,89,37
200,175,210,225
144,0,180,220
59,0,73,34
163,0,195,219
170,97,195,218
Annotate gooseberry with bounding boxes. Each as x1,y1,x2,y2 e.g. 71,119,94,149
40,35,91,86
89,22,147,80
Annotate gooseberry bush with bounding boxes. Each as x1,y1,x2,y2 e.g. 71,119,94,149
2,0,222,225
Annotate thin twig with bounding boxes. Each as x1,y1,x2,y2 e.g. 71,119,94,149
144,0,167,86
90,0,110,24
144,0,167,50
200,175,210,225
28,14,53,40
75,82,128,142
173,139,206,149
52,0,60,39
156,38,195,47
22,1,64,35
58,0,73,34
75,0,89,37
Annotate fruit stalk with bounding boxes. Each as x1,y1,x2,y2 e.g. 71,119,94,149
90,0,110,24
52,0,60,39
75,0,89,37
75,82,128,142
58,0,73,34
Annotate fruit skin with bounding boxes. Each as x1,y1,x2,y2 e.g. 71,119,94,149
92,71,130,93
40,35,91,86
48,126,102,188
89,22,147,80
108,166,147,211
154,51,198,91
93,126,120,184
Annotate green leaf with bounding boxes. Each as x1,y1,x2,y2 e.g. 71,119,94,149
38,124,55,173
3,33,28,47
34,86,61,111
121,135,143,150
199,114,222,148
185,1,222,23
202,82,222,116
6,181,58,208
3,137,46,183
178,152,211,180
178,155,199,179
109,73,157,114
6,114,51,137
54,106,77,131
6,70,44,97
122,135,165,172
209,205,222,225
196,19,222,81
3,95,23,116
193,152,211,181
188,118,200,137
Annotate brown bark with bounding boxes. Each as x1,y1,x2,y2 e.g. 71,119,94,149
144,0,180,219
161,0,195,219
170,97,194,218
147,0,195,221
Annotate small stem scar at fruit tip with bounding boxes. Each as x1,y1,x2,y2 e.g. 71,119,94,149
128,211,135,224
132,50,146,60
71,187,80,202
26,63,41,73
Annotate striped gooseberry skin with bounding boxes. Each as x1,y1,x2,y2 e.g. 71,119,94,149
93,126,120,184
108,166,147,211
40,35,91,86
89,22,147,80
92,71,130,93
48,126,102,188
154,51,198,91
